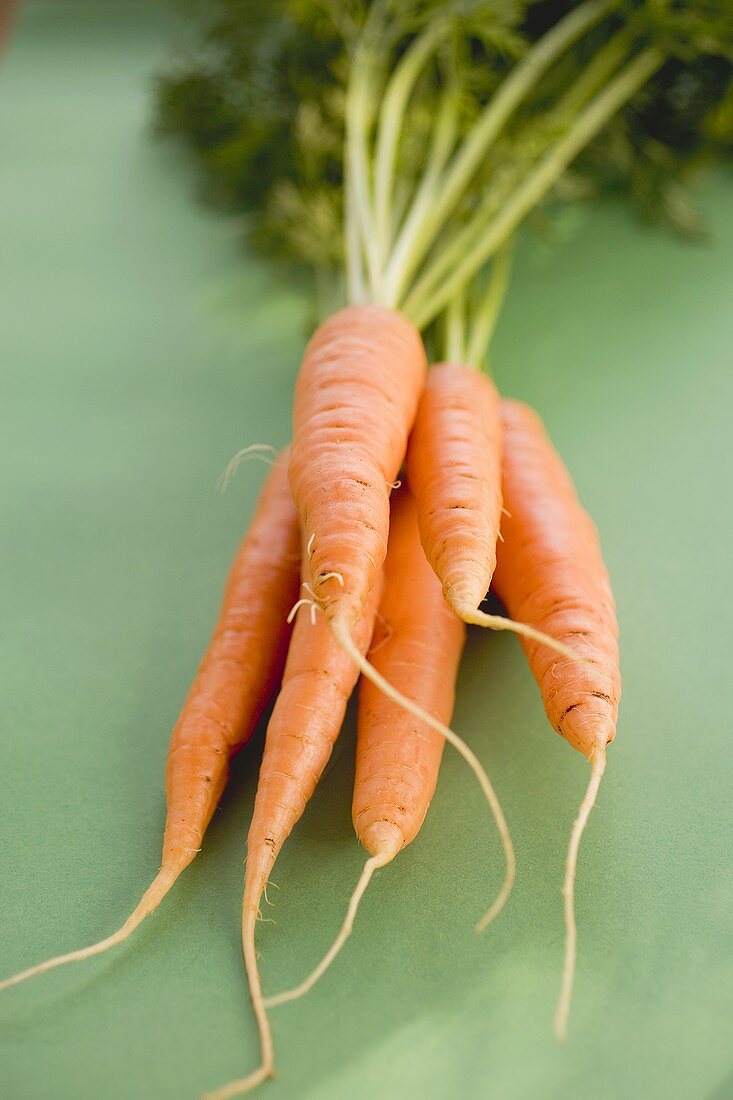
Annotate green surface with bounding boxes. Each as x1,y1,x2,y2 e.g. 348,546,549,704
1,6,732,1100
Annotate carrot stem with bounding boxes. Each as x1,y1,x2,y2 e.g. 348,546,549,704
383,0,613,305
406,48,663,326
465,244,513,370
444,290,466,364
373,21,449,268
346,39,381,297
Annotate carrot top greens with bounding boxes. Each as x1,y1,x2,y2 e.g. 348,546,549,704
157,1,733,321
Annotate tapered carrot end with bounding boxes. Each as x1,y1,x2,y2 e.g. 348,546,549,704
211,888,276,1100
359,821,402,861
0,865,181,994
554,746,607,1040
558,701,617,759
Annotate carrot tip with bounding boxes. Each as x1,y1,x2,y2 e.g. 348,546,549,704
553,746,607,1040
0,866,180,994
359,821,402,861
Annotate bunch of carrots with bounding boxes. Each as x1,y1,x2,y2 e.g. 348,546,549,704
4,2,731,1096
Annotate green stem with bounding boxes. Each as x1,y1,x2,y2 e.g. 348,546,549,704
401,26,631,317
373,22,449,271
465,244,514,370
346,43,381,300
381,82,461,309
445,290,466,363
399,165,519,316
345,156,366,304
551,25,633,122
406,48,663,328
384,0,615,307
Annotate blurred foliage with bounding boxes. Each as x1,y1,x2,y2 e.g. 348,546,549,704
155,0,733,270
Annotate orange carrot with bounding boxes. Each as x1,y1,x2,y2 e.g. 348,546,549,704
289,303,426,634
0,453,300,994
204,552,383,1099
492,398,621,1039
406,360,581,664
265,487,514,1008
407,361,503,617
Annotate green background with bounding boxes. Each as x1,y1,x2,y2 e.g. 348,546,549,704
1,5,732,1099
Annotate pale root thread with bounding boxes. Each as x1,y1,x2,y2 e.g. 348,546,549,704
202,909,274,1100
455,604,594,671
217,444,278,495
554,744,607,1041
318,572,345,588
264,851,393,1007
202,1066,271,1100
287,581,327,627
0,867,179,994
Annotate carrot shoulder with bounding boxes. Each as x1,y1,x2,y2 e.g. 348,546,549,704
289,303,426,631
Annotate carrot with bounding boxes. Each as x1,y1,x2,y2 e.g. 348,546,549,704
407,359,504,618
203,551,384,1100
491,398,621,1039
405,262,581,666
265,486,515,1008
406,360,587,664
0,452,300,994
290,302,426,635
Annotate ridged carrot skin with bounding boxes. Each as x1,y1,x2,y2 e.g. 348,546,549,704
354,486,466,858
492,400,621,756
162,449,301,876
244,567,383,910
289,304,426,630
406,362,503,618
